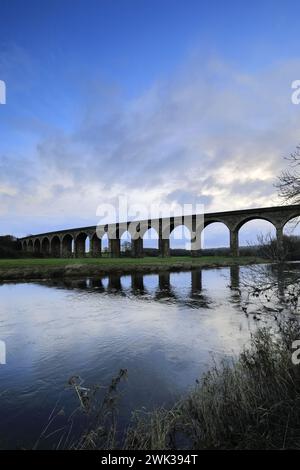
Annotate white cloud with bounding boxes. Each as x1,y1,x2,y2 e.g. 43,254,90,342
1,54,300,237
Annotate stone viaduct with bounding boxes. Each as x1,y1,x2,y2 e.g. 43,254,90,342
19,204,300,258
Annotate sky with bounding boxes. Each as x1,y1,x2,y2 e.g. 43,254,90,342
1,0,300,247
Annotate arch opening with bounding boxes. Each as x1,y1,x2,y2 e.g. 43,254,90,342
51,236,61,257
62,234,73,258
120,231,132,257
74,232,88,258
101,233,110,256
85,237,90,254
238,219,276,257
283,216,300,260
27,239,33,253
41,237,50,256
170,225,191,254
33,239,41,255
143,228,159,256
90,233,102,257
236,216,275,233
202,222,230,255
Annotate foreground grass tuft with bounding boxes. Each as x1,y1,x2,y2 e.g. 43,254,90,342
124,320,300,450
36,319,300,450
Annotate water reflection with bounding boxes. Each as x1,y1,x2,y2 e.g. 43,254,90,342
0,264,270,450
230,265,240,290
131,273,145,293
44,267,237,310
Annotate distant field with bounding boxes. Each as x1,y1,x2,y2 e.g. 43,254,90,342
0,255,263,269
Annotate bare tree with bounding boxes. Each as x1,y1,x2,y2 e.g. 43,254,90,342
234,148,300,319
276,145,300,203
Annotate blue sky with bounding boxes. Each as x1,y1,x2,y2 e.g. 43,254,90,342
1,0,300,246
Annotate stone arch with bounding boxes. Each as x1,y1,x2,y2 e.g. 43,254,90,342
169,224,192,251
282,215,300,260
143,227,159,251
127,221,142,241
202,220,230,251
106,223,119,241
238,218,276,246
118,223,130,239
50,235,61,257
228,216,278,258
101,232,110,255
120,230,132,256
234,215,277,233
103,225,121,258
162,219,183,239
41,237,50,256
33,238,41,255
204,218,231,230
96,222,119,257
90,232,101,257
74,232,88,257
61,233,73,257
27,239,33,253
282,212,300,231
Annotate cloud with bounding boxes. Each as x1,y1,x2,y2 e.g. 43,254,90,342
1,53,300,237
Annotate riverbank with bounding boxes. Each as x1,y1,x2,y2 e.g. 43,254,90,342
0,256,266,281
122,319,300,450
49,318,300,450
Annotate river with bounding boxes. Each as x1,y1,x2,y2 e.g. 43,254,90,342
0,264,286,449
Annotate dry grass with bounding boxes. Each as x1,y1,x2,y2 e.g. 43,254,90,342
34,318,300,450
124,320,300,450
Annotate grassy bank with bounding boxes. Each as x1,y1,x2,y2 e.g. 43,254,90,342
0,255,265,281
64,320,300,450
124,320,300,450
0,255,262,268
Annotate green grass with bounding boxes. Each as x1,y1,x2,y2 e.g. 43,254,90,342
0,255,262,270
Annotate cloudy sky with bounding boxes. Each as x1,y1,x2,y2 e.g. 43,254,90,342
1,0,300,246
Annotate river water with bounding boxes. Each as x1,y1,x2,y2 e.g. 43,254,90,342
0,265,285,449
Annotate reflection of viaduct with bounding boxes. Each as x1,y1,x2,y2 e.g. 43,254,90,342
20,205,300,258
45,268,241,309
